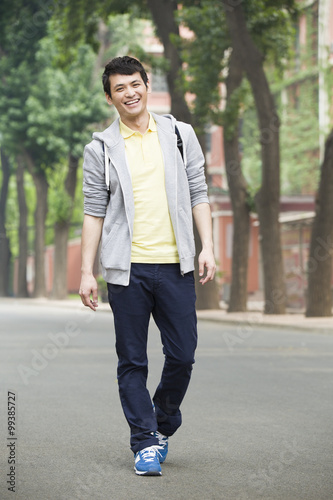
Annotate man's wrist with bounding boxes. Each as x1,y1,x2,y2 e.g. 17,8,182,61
201,242,214,251
81,269,94,276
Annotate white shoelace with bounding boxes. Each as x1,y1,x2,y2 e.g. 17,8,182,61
155,431,168,445
138,446,163,462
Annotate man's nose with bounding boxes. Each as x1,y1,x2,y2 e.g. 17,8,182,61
125,87,135,97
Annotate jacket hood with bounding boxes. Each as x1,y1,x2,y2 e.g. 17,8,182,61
92,119,121,149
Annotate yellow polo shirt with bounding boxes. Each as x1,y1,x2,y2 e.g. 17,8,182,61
120,114,179,263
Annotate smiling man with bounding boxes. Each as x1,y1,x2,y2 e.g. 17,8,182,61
79,56,216,476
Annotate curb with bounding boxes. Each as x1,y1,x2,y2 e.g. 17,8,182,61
1,298,331,333
196,311,333,334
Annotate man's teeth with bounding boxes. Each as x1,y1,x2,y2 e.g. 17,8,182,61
126,99,139,105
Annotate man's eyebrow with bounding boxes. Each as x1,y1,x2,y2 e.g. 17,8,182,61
113,79,141,90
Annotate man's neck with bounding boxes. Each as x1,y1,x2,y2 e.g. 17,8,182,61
121,111,150,134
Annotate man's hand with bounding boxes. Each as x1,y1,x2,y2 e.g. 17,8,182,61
198,247,216,285
79,214,104,311
79,273,99,311
192,203,216,285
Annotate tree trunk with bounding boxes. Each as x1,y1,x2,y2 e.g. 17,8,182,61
193,221,220,310
0,148,11,296
52,154,79,299
25,152,48,298
92,20,111,86
192,133,220,309
146,0,192,124
147,0,220,309
53,221,70,299
224,1,286,314
306,129,333,317
33,171,48,298
16,156,29,297
223,50,250,312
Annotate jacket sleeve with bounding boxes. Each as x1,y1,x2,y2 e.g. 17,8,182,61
183,125,209,208
82,142,109,217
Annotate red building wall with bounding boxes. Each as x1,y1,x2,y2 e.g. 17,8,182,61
217,214,259,294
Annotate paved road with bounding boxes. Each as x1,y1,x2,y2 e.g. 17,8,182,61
1,300,332,500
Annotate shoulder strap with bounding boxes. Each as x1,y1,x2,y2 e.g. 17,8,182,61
175,125,184,163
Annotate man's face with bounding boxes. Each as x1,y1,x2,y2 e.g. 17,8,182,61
105,72,149,121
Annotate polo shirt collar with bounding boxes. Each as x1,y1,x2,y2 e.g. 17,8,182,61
119,113,156,138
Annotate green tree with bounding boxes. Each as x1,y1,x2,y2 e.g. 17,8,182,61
241,4,321,196
223,0,290,314
26,29,109,299
178,0,297,313
0,0,51,297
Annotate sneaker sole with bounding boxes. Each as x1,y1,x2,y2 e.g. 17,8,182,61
134,467,162,476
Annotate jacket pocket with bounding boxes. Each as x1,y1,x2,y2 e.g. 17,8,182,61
100,222,131,271
177,208,195,258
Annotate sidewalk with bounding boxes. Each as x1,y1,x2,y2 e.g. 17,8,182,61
197,308,333,333
2,296,332,333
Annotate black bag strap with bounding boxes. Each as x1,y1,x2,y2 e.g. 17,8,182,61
175,125,184,162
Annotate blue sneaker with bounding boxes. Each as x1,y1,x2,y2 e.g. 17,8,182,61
155,431,168,463
134,446,162,476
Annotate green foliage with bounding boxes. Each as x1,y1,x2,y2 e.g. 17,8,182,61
102,13,159,69
0,0,49,63
5,171,36,259
70,163,84,234
1,8,112,262
48,163,74,224
240,75,320,196
177,0,298,136
28,23,110,228
178,0,318,197
280,79,320,194
240,2,322,196
96,275,108,302
243,0,299,73
0,0,52,157
52,0,149,67
239,100,262,191
222,81,249,141
26,29,108,161
176,1,228,131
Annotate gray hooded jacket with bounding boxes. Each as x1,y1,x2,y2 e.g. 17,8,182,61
83,112,209,285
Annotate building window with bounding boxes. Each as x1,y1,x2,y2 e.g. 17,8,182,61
150,71,168,92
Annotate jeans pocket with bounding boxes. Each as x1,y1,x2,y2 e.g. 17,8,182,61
107,283,126,301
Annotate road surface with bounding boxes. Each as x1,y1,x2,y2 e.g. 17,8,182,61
1,300,332,499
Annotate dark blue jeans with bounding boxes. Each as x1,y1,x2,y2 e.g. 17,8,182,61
107,263,197,453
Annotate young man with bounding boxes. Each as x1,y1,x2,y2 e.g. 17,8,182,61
79,56,216,476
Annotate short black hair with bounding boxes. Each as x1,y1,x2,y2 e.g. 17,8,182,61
102,56,149,97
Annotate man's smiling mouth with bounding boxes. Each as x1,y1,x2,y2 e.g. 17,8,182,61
125,99,140,105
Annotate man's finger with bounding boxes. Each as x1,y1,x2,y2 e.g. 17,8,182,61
91,286,99,308
199,262,216,285
80,289,97,311
199,260,204,277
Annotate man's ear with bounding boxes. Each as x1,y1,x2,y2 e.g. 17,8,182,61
105,92,113,106
146,80,151,94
